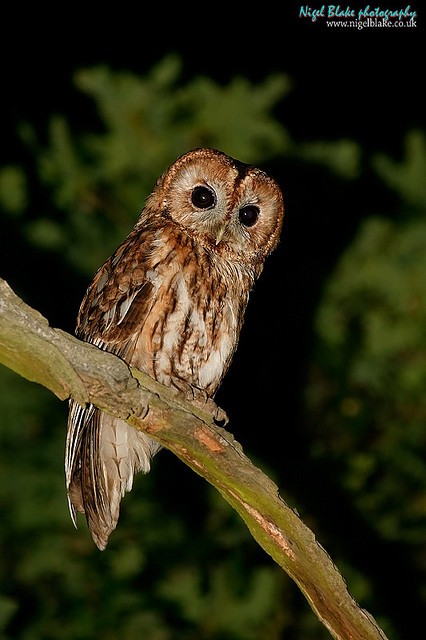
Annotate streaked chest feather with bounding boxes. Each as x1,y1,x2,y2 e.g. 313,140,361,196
87,228,253,396
140,267,241,394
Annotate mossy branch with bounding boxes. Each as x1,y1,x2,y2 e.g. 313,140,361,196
0,277,388,640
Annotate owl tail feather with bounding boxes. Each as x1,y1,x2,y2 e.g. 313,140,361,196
66,407,161,550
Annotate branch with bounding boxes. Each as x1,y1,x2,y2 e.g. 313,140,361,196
0,277,388,640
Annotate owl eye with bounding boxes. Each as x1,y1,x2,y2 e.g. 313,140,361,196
239,205,259,227
191,185,216,209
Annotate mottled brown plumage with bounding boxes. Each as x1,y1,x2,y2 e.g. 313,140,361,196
66,148,284,549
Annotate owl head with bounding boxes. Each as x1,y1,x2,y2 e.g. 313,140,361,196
144,148,284,272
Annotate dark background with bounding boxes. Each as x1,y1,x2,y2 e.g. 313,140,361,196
0,4,424,638
2,6,423,155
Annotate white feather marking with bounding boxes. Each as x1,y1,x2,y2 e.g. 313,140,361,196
116,292,136,325
198,351,222,389
97,271,109,292
146,269,163,287
162,275,192,351
198,332,233,389
103,304,117,330
91,337,106,349
98,414,161,533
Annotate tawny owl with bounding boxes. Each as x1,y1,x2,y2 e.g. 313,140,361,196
66,148,284,549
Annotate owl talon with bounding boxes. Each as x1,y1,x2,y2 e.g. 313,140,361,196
189,395,229,426
211,403,229,426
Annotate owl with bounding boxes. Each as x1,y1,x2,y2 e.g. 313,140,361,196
66,148,284,549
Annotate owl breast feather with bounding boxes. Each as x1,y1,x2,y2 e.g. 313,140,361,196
134,263,246,397
90,223,253,399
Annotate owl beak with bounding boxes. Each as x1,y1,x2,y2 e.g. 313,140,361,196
214,222,228,246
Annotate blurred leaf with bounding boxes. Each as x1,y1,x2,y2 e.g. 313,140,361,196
158,563,280,639
0,165,27,216
0,595,18,631
25,218,66,250
373,129,426,208
298,139,361,178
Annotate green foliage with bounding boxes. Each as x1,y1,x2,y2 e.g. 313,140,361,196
306,128,426,559
1,54,424,638
307,216,426,544
297,138,361,179
373,129,426,209
0,165,27,216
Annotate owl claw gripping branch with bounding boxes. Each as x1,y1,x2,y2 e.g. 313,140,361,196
65,148,284,549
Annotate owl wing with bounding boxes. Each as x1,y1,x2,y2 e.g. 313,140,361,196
66,228,162,550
